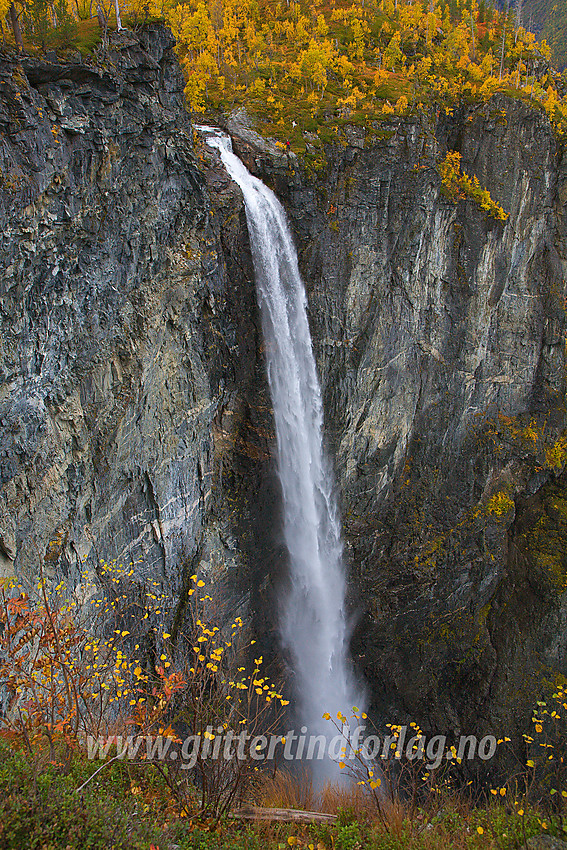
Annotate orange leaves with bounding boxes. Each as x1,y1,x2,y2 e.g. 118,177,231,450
6,593,30,616
0,564,286,824
0,586,86,752
0,564,161,755
156,669,186,701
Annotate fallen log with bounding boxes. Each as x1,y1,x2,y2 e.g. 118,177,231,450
230,806,337,824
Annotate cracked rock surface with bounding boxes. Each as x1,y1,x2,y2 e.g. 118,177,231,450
231,98,567,754
0,27,278,644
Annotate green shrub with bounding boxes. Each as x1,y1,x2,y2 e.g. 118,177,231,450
336,820,363,849
0,742,161,849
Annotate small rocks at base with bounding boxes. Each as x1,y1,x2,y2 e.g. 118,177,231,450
526,835,567,849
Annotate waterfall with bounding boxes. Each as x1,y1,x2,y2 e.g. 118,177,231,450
203,129,364,784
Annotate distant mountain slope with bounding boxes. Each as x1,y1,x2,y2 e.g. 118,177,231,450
541,0,567,68
505,0,567,68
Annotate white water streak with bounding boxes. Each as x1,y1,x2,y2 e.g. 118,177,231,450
204,130,364,783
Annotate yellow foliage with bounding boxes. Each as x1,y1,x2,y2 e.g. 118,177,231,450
438,150,509,220
545,437,567,472
158,0,567,146
486,491,514,518
395,95,408,113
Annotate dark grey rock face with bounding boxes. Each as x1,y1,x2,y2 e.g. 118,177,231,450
231,98,567,755
0,28,278,642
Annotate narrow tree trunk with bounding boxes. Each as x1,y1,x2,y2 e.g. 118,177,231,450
9,2,24,53
499,4,508,81
97,1,107,47
114,0,122,30
514,0,523,43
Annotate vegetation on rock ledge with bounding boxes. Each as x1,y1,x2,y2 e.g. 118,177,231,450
438,150,509,219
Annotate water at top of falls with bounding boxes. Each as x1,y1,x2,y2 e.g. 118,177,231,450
202,128,365,786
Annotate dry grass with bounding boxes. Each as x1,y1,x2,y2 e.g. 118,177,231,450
254,769,491,849
257,767,384,819
257,767,317,811
319,779,377,819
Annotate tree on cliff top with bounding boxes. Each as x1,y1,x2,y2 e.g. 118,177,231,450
1,0,79,52
1,0,24,51
159,0,563,147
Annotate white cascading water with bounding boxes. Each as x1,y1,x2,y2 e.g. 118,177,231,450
203,129,364,784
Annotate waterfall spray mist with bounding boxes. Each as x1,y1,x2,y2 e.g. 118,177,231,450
205,130,364,784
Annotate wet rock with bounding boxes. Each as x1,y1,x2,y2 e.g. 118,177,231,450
1,28,566,764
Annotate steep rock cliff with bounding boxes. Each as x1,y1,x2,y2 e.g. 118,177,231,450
230,98,567,755
0,28,279,643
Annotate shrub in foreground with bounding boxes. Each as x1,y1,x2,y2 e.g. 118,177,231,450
0,741,161,849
